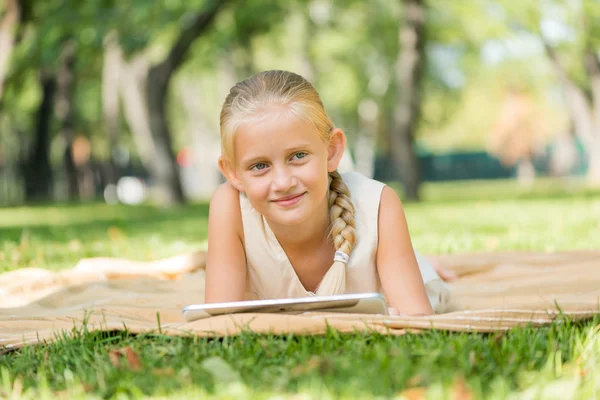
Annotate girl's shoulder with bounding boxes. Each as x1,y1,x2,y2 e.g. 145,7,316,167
340,172,386,201
208,183,244,241
210,182,241,207
340,172,387,229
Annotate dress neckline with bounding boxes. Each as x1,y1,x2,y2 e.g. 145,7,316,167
261,215,321,296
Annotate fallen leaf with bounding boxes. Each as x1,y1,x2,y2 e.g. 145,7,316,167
406,374,423,387
82,383,95,392
493,331,505,344
108,346,143,371
124,346,142,371
291,357,321,377
108,350,121,368
451,377,473,400
397,387,426,400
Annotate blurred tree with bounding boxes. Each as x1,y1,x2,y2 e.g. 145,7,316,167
391,0,427,201
4,0,104,202
310,0,421,190
416,0,570,181
6,0,597,207
0,0,20,102
322,0,398,178
501,0,600,185
146,3,228,206
3,0,230,205
21,68,55,201
56,39,79,199
418,0,507,151
117,0,229,206
101,32,121,188
539,0,600,185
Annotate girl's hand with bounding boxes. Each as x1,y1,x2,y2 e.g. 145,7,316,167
431,258,458,281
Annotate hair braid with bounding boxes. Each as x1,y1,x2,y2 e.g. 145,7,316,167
328,170,356,255
313,170,356,296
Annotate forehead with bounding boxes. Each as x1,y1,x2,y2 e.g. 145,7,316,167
235,111,323,152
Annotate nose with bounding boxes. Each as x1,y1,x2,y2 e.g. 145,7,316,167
271,165,297,192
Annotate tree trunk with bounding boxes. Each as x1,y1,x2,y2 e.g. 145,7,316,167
542,41,600,186
0,0,20,101
550,130,578,177
118,55,157,171
584,51,600,186
145,66,185,206
55,39,78,199
355,99,378,178
145,1,227,206
588,136,600,185
516,157,535,187
178,78,221,199
22,68,55,202
390,0,426,201
102,32,121,187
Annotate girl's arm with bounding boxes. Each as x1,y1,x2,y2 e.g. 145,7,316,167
204,183,247,303
376,186,434,316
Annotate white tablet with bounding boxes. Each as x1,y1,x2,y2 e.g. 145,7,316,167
182,292,388,322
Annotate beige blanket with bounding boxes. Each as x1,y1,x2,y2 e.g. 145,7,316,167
1,251,598,350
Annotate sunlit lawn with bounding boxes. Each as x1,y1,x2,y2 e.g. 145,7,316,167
1,177,599,398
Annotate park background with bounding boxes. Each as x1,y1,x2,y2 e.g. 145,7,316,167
1,1,600,398
1,0,599,207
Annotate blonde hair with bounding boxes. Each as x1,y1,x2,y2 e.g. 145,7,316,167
219,70,355,295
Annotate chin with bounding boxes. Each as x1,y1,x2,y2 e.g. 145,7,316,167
267,208,311,227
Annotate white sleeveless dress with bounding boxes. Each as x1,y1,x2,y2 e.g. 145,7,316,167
239,171,452,313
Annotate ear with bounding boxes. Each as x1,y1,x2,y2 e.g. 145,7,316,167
327,128,347,172
218,156,245,192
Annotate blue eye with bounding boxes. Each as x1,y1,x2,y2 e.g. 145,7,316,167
292,152,307,160
251,162,268,171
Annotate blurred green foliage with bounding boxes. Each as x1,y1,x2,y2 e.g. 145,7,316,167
0,0,598,178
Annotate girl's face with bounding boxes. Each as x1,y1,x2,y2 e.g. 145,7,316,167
223,108,345,228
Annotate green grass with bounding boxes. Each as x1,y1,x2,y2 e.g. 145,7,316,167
1,178,600,399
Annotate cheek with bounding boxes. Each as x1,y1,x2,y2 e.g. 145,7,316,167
243,177,270,201
301,163,329,193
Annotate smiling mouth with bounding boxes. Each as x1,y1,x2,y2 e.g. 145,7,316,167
272,192,305,205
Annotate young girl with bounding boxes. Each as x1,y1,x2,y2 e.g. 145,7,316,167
205,70,452,316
